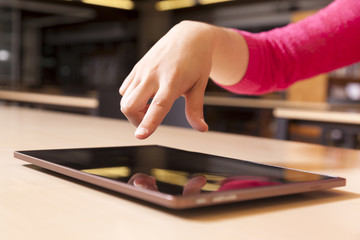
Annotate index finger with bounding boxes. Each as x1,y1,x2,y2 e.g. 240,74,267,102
134,88,178,139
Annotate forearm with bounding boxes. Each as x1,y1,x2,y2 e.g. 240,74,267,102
219,0,360,95
210,26,249,86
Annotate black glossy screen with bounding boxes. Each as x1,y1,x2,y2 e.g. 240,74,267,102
19,145,331,196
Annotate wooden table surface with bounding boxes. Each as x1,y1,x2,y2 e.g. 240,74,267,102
1,105,360,240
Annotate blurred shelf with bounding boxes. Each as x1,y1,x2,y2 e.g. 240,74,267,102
204,95,330,110
0,87,98,110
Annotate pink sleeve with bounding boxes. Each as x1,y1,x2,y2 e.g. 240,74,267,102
219,0,360,95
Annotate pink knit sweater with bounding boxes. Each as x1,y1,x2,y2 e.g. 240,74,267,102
220,0,360,95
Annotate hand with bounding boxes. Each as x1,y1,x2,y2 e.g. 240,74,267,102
120,21,215,139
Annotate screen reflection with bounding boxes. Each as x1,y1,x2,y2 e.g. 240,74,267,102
81,166,282,195
126,172,281,195
25,145,329,196
77,146,325,196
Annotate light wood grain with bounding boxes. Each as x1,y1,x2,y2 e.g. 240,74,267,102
204,95,330,109
0,89,98,109
274,107,360,124
1,106,360,240
287,74,329,102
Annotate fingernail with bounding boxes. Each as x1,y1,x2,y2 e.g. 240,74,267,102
135,127,147,137
133,182,145,188
200,118,208,131
119,85,124,94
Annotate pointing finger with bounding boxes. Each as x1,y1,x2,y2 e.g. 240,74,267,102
135,88,177,139
121,81,155,127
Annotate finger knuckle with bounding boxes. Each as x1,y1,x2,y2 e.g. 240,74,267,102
151,97,169,109
120,101,133,115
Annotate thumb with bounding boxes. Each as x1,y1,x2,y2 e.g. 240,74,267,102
184,80,209,132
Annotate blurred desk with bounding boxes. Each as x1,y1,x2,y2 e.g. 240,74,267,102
203,95,330,137
274,107,360,148
2,106,360,240
204,95,329,109
0,89,98,113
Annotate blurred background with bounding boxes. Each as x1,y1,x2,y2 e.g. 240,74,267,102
1,0,360,148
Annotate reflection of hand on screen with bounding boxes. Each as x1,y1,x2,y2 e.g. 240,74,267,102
217,176,280,191
127,173,159,191
182,175,207,195
128,174,280,195
128,173,206,195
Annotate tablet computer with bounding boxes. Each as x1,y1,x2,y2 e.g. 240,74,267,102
14,145,345,209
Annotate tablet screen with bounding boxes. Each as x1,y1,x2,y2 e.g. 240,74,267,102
16,145,334,196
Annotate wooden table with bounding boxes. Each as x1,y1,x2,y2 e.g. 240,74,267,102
1,106,360,240
274,107,360,148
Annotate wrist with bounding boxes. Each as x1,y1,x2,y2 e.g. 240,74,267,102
173,20,217,48
210,28,249,86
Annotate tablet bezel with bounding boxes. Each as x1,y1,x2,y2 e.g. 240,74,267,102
14,145,346,209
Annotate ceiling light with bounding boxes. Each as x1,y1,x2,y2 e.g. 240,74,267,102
81,0,135,10
0,50,10,61
199,0,234,5
156,0,196,11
